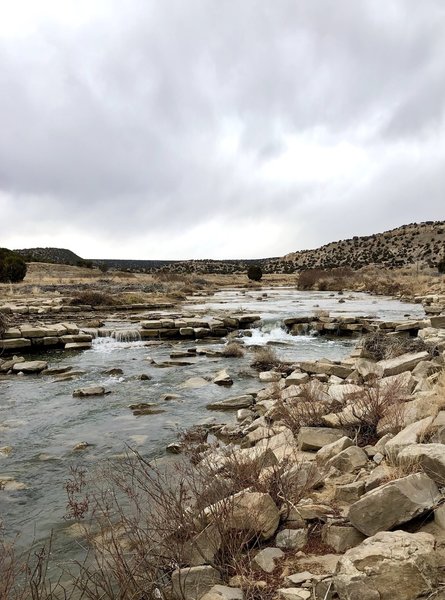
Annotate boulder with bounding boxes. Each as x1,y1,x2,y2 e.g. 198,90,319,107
12,360,47,374
327,446,368,473
334,530,437,600
277,589,311,600
348,473,440,536
285,371,309,386
259,371,281,382
397,443,445,484
171,565,222,600
183,525,222,566
322,524,365,553
355,358,383,381
316,437,353,463
298,427,346,451
384,417,434,460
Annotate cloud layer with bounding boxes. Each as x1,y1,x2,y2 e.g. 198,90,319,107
1,0,444,258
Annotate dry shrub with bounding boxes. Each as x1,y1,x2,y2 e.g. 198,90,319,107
1,440,324,599
250,346,281,371
70,290,116,306
221,342,245,358
276,381,336,434
343,378,407,445
361,330,435,361
0,311,8,338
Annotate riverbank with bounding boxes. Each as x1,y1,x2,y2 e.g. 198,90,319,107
1,285,445,599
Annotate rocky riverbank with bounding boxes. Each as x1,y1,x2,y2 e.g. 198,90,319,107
142,314,445,599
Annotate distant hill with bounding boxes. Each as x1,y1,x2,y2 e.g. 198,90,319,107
269,220,445,272
14,247,87,266
15,221,445,274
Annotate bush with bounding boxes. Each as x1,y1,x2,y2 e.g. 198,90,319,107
0,248,27,283
247,265,262,281
250,346,281,370
361,331,435,361
70,291,115,306
221,342,245,358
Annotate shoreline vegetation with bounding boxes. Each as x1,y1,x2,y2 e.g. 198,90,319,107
1,254,445,598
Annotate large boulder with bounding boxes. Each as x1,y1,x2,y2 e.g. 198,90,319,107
348,473,440,536
334,530,437,600
327,446,368,473
384,417,435,460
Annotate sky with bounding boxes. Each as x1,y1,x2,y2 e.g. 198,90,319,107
0,0,444,260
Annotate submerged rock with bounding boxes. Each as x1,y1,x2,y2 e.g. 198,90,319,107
72,386,109,397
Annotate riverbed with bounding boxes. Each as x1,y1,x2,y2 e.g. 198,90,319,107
0,287,424,556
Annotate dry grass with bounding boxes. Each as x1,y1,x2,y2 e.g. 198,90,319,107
250,347,282,371
361,330,436,361
221,342,245,358
276,381,338,434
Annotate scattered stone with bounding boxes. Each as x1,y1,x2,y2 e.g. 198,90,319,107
200,585,243,600
140,373,152,380
275,528,307,550
213,369,233,386
253,547,284,573
72,441,92,451
277,589,311,600
73,386,108,397
12,360,47,374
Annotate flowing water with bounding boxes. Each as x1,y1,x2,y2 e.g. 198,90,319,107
0,287,423,556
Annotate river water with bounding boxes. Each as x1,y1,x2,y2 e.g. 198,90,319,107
0,287,423,555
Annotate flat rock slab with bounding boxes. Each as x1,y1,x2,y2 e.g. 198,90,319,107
12,360,47,373
377,351,430,377
72,386,109,397
207,395,254,410
213,369,233,386
348,472,440,536
200,585,243,600
298,427,346,451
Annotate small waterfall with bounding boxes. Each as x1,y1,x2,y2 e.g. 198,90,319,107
111,329,142,343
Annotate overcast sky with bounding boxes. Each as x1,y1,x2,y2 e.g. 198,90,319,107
0,1,444,259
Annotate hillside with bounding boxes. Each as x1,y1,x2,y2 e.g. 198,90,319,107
14,247,86,266
269,220,445,272
14,221,445,274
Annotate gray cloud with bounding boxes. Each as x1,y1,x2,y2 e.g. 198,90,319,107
1,0,444,258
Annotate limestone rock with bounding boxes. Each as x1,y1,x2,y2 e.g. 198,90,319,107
204,491,280,541
322,524,365,553
316,436,353,463
377,351,430,377
384,417,434,460
253,547,284,573
327,446,368,473
207,395,254,410
171,565,222,600
298,427,346,451
12,360,47,374
200,586,243,600
213,369,233,386
275,528,307,550
334,530,437,600
72,386,108,397
348,473,440,536
397,443,445,484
